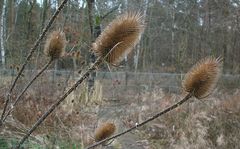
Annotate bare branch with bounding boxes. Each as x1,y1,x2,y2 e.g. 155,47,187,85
14,40,124,148
1,59,53,123
14,57,102,149
85,93,193,149
0,0,69,123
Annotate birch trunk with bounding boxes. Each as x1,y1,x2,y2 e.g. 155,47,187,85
0,0,6,69
134,0,148,72
170,3,175,65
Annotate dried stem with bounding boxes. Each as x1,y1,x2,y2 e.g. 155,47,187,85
0,93,10,124
1,59,53,123
0,0,69,121
14,58,102,149
14,40,121,148
85,93,193,149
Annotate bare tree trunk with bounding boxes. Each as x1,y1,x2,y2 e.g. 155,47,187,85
170,2,175,66
0,0,6,69
134,0,148,72
87,0,96,92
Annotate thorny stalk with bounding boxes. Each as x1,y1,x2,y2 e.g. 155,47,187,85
85,93,193,149
15,57,102,149
2,59,53,123
15,42,122,148
0,0,69,122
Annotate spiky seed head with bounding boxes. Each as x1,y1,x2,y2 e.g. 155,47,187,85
94,122,116,142
44,31,66,59
92,11,145,65
182,57,222,99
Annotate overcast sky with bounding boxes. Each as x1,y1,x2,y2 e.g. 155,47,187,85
36,0,42,5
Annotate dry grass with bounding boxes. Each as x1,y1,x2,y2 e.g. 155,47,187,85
0,73,239,148
0,76,104,148
129,89,240,149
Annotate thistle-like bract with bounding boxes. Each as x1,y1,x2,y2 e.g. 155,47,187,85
92,12,145,65
182,57,222,99
44,31,66,59
94,122,116,142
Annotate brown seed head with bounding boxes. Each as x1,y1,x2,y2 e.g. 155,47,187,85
94,122,116,142
75,51,81,59
71,51,75,57
44,31,66,59
182,57,222,99
92,11,145,65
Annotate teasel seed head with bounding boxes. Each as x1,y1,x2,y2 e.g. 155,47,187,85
44,31,66,59
92,11,145,65
94,122,116,142
182,56,222,99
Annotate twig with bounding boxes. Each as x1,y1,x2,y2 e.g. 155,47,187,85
0,92,10,125
84,93,193,149
1,59,53,123
14,58,102,149
0,0,69,121
15,42,122,148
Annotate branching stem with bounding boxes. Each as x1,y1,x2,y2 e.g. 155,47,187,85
0,0,69,122
15,41,134,148
14,58,102,149
1,59,53,123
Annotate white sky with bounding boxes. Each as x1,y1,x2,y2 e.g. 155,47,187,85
36,0,42,5
36,0,85,7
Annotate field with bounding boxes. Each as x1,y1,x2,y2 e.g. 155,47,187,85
0,70,239,149
1,0,240,148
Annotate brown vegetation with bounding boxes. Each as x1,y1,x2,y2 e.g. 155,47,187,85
44,31,67,59
94,122,116,142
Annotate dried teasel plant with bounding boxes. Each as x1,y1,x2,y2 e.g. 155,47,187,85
92,11,145,65
85,56,223,149
44,30,67,59
0,0,69,125
15,12,144,148
1,31,68,124
94,122,116,142
182,56,223,99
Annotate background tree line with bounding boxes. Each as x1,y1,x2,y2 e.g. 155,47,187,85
0,0,240,74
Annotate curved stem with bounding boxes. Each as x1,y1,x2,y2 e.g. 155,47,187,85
0,0,69,122
1,59,53,123
85,93,193,149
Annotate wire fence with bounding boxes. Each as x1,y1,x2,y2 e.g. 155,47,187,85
0,69,239,100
